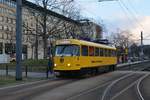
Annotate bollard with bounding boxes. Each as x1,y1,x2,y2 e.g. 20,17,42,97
25,65,28,78
6,64,8,76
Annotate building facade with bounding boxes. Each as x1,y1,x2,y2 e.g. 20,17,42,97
0,0,103,60
0,0,35,59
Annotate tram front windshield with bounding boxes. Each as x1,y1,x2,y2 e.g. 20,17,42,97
55,45,80,56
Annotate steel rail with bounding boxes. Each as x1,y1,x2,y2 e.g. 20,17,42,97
101,73,134,100
136,74,149,100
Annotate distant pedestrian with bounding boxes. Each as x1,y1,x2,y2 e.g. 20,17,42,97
48,55,53,74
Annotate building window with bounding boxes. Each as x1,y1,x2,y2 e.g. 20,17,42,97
0,0,16,8
5,43,11,54
0,25,3,30
0,42,2,54
23,45,27,54
0,16,3,22
13,19,16,24
8,18,11,23
6,17,9,23
12,27,15,32
5,43,15,54
8,27,11,32
4,26,7,31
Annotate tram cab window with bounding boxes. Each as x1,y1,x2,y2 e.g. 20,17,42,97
55,45,80,56
95,47,99,56
89,46,94,56
81,45,88,56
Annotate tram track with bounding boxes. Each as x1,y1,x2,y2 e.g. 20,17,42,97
0,61,150,100
0,78,79,100
65,71,150,100
101,73,144,100
136,74,149,100
101,74,150,100
137,74,150,100
65,72,135,100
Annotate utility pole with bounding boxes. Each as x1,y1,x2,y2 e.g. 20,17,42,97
141,31,144,60
16,0,22,80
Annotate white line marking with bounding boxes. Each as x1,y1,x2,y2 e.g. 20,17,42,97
137,74,149,100
67,81,111,100
101,73,134,100
111,74,149,100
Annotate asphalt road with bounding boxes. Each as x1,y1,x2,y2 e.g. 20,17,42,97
0,78,77,100
0,61,150,100
67,72,150,100
0,71,149,100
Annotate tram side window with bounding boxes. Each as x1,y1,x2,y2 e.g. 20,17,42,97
89,46,94,56
100,48,103,56
81,45,88,56
114,51,117,56
110,50,113,57
113,50,115,57
95,47,99,56
104,49,107,57
112,50,116,57
108,50,111,57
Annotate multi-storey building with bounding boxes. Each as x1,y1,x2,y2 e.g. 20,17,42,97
0,0,17,58
0,0,37,59
80,21,103,40
0,0,103,60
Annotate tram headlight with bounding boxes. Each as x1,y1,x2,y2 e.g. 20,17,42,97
54,64,57,67
67,63,71,67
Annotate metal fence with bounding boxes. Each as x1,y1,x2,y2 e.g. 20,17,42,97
0,64,53,80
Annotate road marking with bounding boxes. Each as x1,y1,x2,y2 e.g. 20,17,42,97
137,74,149,100
110,74,149,100
67,73,131,100
111,79,138,100
101,73,134,100
67,81,111,100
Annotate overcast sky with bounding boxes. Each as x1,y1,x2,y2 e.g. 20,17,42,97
74,0,150,44
29,0,150,44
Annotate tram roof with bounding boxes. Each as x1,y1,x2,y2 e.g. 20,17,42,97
56,39,116,50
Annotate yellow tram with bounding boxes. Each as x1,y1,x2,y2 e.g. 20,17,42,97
54,39,117,76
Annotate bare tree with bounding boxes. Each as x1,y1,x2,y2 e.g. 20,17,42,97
24,0,82,59
109,30,135,48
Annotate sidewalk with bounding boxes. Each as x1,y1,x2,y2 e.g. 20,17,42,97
117,60,150,68
0,70,54,78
